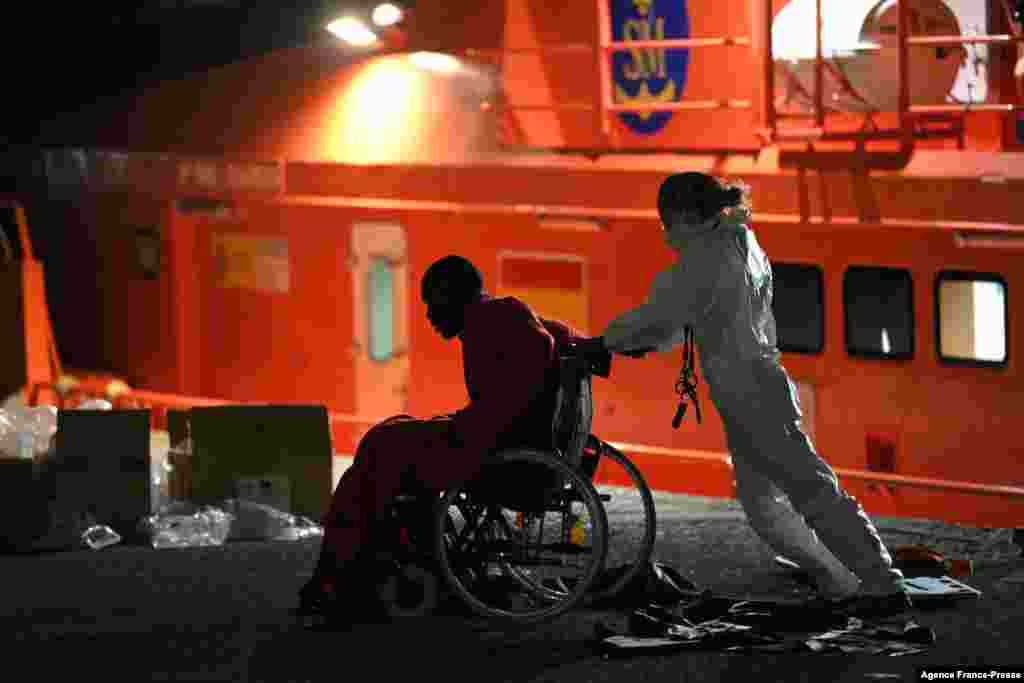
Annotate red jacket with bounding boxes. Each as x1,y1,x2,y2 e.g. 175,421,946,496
451,295,582,455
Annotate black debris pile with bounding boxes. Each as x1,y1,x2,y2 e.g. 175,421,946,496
592,594,936,656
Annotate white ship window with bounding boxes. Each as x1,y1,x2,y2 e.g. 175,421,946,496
936,271,1007,366
368,255,395,362
772,262,825,354
844,266,915,359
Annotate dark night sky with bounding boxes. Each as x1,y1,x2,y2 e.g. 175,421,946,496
1,1,387,144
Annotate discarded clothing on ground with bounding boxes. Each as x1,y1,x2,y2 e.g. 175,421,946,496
588,561,702,607
594,594,936,656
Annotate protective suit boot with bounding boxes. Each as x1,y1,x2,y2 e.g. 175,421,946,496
800,491,905,596
743,497,860,599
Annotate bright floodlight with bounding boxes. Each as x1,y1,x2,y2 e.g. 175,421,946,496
326,16,378,47
372,3,404,27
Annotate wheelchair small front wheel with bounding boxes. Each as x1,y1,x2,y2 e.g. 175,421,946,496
434,448,608,626
376,563,440,619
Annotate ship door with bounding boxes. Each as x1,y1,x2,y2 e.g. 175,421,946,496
350,223,409,418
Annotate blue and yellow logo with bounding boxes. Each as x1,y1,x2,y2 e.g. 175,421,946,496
610,0,690,135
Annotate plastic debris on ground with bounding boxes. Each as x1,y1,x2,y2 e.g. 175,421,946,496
139,502,235,549
138,499,323,548
82,524,122,550
902,575,982,601
28,510,123,552
593,592,938,656
220,498,324,542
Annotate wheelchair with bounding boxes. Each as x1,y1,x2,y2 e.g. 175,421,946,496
370,345,657,626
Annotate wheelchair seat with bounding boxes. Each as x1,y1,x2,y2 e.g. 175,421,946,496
468,346,595,510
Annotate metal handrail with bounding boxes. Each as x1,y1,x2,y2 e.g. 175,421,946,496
464,34,753,123
605,440,1024,501
907,34,1024,46
764,0,1024,144
471,1,1023,146
602,36,750,50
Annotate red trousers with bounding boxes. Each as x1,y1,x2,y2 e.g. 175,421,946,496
315,415,484,586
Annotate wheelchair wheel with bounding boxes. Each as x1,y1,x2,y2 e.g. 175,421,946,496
376,562,441,619
434,449,608,625
584,439,657,604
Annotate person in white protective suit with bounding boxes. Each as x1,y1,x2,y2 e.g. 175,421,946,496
576,172,911,617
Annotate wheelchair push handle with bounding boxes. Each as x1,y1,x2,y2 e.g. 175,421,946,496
561,340,612,379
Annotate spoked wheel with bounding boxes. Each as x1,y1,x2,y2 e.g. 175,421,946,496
583,437,657,604
435,449,608,625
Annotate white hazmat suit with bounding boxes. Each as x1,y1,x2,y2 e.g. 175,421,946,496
602,206,904,599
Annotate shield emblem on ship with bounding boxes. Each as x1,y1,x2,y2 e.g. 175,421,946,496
610,0,691,135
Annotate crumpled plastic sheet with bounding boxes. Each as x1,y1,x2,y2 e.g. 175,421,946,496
139,503,235,549
27,509,123,552
0,406,57,459
594,594,936,656
82,524,122,550
220,498,324,542
140,500,323,548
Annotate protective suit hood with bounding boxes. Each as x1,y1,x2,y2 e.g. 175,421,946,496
663,206,752,252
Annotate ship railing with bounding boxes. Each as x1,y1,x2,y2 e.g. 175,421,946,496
462,0,1024,149
766,0,1024,144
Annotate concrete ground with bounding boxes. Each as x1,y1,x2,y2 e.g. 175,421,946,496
2,490,1022,683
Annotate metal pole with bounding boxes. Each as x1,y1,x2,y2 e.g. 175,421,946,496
898,0,911,144
755,0,776,142
595,0,613,140
814,0,824,128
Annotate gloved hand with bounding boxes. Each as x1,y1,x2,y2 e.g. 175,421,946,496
575,336,607,358
575,337,612,378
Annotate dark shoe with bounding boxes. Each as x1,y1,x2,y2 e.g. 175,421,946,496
294,585,362,632
295,581,335,616
829,591,913,619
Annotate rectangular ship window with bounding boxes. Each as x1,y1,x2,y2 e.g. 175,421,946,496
844,266,914,359
498,253,589,335
936,271,1007,366
772,262,824,354
368,255,394,362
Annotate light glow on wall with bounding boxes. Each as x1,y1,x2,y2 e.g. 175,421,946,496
409,51,461,74
324,55,427,163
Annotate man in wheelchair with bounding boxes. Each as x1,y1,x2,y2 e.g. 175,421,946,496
298,255,609,624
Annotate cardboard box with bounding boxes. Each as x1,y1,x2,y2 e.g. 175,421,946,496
186,405,333,519
234,475,291,513
50,409,152,542
0,457,48,551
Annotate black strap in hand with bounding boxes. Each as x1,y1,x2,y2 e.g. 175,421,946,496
672,326,701,429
